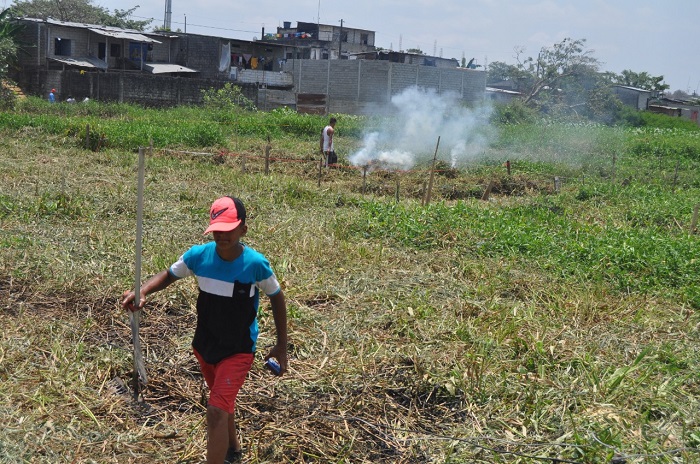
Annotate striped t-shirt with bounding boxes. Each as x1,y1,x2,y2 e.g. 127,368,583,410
169,241,280,364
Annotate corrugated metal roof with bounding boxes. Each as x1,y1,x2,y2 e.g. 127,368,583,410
88,28,161,44
143,63,198,74
19,17,162,43
49,56,108,69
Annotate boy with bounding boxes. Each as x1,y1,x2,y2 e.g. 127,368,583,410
121,196,288,464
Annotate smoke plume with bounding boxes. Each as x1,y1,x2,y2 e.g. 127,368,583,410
349,87,495,170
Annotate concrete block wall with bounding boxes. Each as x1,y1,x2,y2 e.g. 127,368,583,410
416,66,440,91
236,69,293,87
178,35,229,80
330,61,361,99
283,59,487,115
390,63,419,96
293,60,330,95
358,61,390,103
28,69,257,107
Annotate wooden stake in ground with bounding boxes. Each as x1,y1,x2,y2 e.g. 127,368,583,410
317,157,323,187
395,173,400,202
130,147,148,401
672,160,680,192
362,165,368,195
424,136,440,206
481,180,494,201
265,136,271,175
690,204,699,235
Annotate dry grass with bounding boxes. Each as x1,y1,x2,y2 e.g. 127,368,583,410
1,130,699,463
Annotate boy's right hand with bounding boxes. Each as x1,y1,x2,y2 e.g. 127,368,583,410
121,291,145,312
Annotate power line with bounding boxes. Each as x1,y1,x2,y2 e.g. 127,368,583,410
129,14,259,35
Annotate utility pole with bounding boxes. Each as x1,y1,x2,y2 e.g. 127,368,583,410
338,19,343,59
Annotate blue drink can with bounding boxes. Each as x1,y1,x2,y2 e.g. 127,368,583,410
265,358,281,376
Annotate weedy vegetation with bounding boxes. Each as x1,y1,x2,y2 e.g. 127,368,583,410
0,96,699,463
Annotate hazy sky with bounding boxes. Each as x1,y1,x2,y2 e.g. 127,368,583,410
95,0,697,92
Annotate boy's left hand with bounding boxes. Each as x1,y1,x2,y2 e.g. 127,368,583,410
265,344,288,375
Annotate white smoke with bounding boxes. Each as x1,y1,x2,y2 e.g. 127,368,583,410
349,86,495,170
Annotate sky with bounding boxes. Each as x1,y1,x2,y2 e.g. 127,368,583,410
86,0,698,92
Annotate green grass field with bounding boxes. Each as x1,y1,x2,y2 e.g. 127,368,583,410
0,99,699,463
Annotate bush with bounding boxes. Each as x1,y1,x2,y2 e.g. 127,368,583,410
0,80,16,110
201,83,256,112
491,101,538,125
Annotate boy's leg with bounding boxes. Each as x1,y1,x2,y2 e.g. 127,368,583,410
228,413,240,451
206,405,229,463
194,350,253,463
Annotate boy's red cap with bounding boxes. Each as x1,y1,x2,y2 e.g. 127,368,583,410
51,88,56,92
204,196,246,234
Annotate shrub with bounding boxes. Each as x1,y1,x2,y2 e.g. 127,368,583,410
201,83,256,112
491,101,538,125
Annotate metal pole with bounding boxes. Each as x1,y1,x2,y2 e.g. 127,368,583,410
338,19,343,58
130,147,148,401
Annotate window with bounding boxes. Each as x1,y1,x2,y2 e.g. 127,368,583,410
340,31,348,43
98,43,106,60
54,38,71,56
361,33,369,45
110,44,121,58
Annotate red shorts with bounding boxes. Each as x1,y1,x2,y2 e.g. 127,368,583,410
194,349,254,414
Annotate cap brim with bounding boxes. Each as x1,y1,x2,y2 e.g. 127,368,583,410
204,220,242,234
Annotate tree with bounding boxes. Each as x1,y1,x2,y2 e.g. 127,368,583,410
614,69,670,91
11,0,152,30
0,8,22,108
486,60,527,86
405,48,424,55
488,38,624,123
514,38,600,106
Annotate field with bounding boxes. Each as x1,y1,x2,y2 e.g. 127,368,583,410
1,98,699,463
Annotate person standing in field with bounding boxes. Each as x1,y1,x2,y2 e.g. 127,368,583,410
121,196,288,464
48,88,56,103
320,117,337,167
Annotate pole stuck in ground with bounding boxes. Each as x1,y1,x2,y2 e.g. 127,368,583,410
395,173,400,202
362,165,368,194
130,147,149,401
424,136,440,206
690,204,699,235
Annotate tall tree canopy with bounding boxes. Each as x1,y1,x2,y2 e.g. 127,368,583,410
613,69,669,92
10,0,152,30
515,38,600,105
487,38,624,122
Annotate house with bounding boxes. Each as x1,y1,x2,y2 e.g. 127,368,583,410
260,21,375,60
612,85,657,110
10,17,486,114
350,50,459,69
648,97,700,126
15,18,187,74
12,17,291,106
485,86,521,103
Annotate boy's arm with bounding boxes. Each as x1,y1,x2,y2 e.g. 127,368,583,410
121,270,177,312
265,290,288,374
